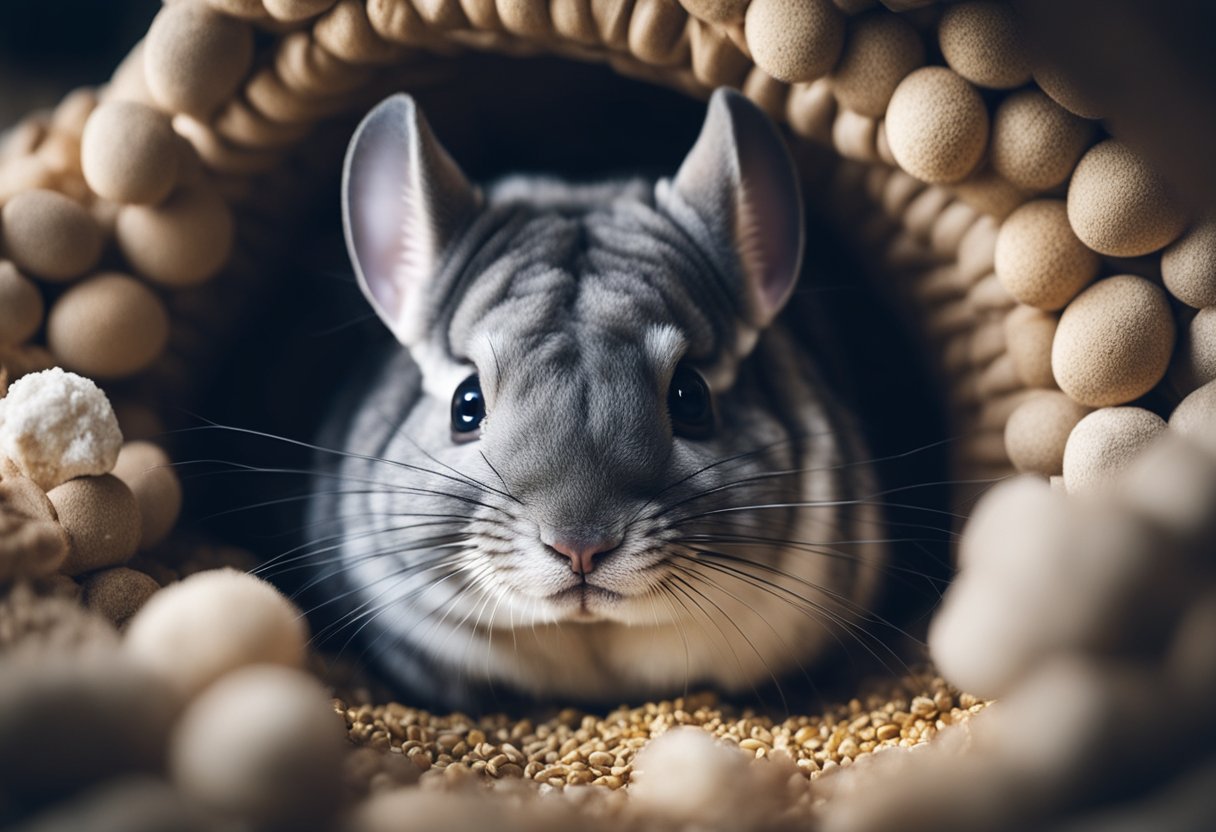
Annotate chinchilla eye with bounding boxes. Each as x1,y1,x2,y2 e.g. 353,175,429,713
451,374,485,438
668,365,713,439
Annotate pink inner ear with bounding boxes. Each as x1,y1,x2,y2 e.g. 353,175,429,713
726,95,805,325
669,89,805,328
341,94,478,346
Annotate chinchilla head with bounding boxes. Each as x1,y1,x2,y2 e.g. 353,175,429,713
324,88,881,703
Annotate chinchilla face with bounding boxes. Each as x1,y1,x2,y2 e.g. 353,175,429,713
311,89,884,707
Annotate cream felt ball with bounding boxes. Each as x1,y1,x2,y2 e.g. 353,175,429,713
123,568,308,699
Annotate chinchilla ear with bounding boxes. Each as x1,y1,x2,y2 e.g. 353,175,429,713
342,93,480,346
658,88,805,328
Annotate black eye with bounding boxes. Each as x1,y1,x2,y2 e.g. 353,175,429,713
668,365,713,439
451,374,485,438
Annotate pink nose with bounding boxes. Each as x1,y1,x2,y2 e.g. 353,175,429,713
548,537,618,575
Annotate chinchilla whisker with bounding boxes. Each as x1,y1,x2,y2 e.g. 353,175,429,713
478,450,519,502
255,519,464,573
400,433,521,506
672,552,913,677
200,488,467,524
260,526,471,578
676,496,972,525
372,560,498,664
672,533,951,583
668,561,818,694
652,579,694,699
630,434,815,523
184,458,517,519
642,435,971,524
174,421,511,503
681,546,924,648
335,564,478,661
665,569,790,713
295,542,467,613
306,554,470,646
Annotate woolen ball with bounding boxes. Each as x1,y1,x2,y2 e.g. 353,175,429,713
1186,306,1216,387
990,90,1093,192
1062,407,1167,493
112,441,181,549
170,666,345,829
1052,275,1176,407
746,0,845,83
1162,218,1216,309
995,200,1099,310
885,67,989,184
145,2,255,118
124,568,308,699
83,566,161,628
1004,391,1090,476
831,12,924,118
115,185,234,287
1,189,104,283
1004,304,1058,388
1067,140,1188,257
81,101,180,205
0,261,43,346
938,1,1031,90
47,273,170,380
49,474,142,576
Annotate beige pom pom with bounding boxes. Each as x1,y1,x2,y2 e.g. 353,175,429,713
885,67,989,184
116,186,234,287
1004,390,1090,476
1067,140,1188,257
1186,306,1216,387
81,101,180,205
1052,275,1176,407
83,566,161,628
1162,219,1216,309
990,90,1093,192
145,2,255,119
831,12,923,117
938,1,1031,90
1063,406,1167,493
1034,64,1103,120
0,261,43,346
113,441,182,550
171,666,344,829
0,189,104,283
995,200,1099,310
47,273,170,380
746,0,844,83
124,569,307,699
49,474,142,576
1169,379,1216,442
1004,304,1058,389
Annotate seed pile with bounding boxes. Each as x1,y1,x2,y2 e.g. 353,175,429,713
335,673,988,794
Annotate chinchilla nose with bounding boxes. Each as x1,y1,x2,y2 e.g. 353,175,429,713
542,531,622,575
